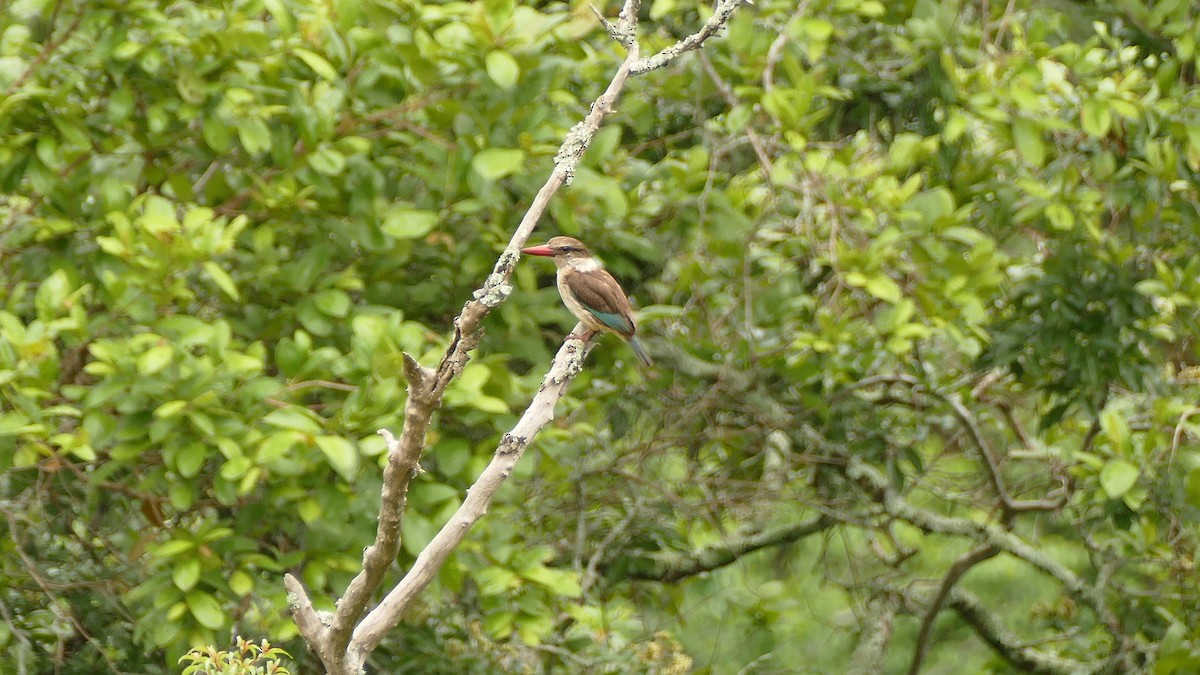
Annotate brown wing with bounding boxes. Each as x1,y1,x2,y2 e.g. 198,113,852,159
565,270,637,336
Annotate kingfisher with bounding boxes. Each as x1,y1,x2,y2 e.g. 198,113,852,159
521,236,653,367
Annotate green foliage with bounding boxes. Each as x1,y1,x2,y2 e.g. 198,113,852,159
179,637,292,675
2,0,1200,672
979,245,1160,423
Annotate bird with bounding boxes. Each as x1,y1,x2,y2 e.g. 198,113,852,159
521,236,653,367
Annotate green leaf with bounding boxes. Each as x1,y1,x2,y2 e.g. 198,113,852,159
472,148,525,181
1012,118,1046,166
308,146,346,176
803,18,833,40
293,48,339,81
169,483,195,510
202,261,240,301
262,408,324,434
906,187,955,224
285,245,332,292
298,498,322,523
435,438,471,478
154,540,196,558
35,269,70,317
315,435,359,481
229,571,254,596
1044,203,1075,231
1081,99,1112,138
1100,408,1131,455
1099,459,1138,498
238,116,273,155
485,50,520,89
846,272,902,303
220,456,252,480
382,207,438,239
172,558,201,592
138,344,173,375
258,430,304,463
185,590,225,630
476,566,518,596
471,395,510,414
313,289,352,317
175,443,207,478
484,610,515,638
112,41,142,61
1186,468,1200,508
649,0,675,20
263,0,295,33
202,115,231,152
521,566,582,597
401,511,437,556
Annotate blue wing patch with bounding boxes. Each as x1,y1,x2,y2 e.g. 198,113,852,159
588,309,633,335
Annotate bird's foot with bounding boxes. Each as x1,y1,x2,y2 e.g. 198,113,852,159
565,329,596,342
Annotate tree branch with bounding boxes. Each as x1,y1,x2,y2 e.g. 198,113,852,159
845,457,1131,665
349,328,595,663
847,597,896,675
623,515,833,582
631,0,748,74
906,544,1000,675
845,375,1066,514
285,0,748,667
302,21,645,670
948,588,1104,675
3,8,84,97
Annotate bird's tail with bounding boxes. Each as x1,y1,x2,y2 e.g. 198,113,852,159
628,335,653,367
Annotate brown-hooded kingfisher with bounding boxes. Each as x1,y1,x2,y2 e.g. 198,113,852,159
521,236,653,367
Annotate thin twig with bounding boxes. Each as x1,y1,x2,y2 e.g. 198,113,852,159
696,50,777,197
631,0,746,74
763,2,810,93
907,544,1000,675
3,9,83,96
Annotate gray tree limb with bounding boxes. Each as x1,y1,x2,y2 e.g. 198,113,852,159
846,457,1133,670
622,515,833,582
284,1,747,671
349,330,595,661
906,544,1000,675
948,588,1107,675
847,597,896,675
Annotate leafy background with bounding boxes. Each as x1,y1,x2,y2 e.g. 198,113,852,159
2,0,1199,672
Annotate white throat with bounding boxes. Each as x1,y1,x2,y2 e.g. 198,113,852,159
563,256,600,273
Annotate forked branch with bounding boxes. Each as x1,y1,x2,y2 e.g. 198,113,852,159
285,1,747,671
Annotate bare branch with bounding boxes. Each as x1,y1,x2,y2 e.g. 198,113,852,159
287,0,747,667
349,328,596,662
631,0,748,74
622,515,832,582
3,10,84,97
907,544,1000,675
283,574,328,658
847,597,896,675
297,34,647,673
948,588,1108,675
876,581,1105,675
319,356,433,660
763,2,809,93
695,50,776,197
845,457,1130,661
845,375,1065,514
940,393,1064,514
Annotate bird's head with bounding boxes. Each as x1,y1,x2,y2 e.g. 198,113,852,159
521,236,594,269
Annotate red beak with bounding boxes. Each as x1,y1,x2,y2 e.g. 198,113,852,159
521,244,554,256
